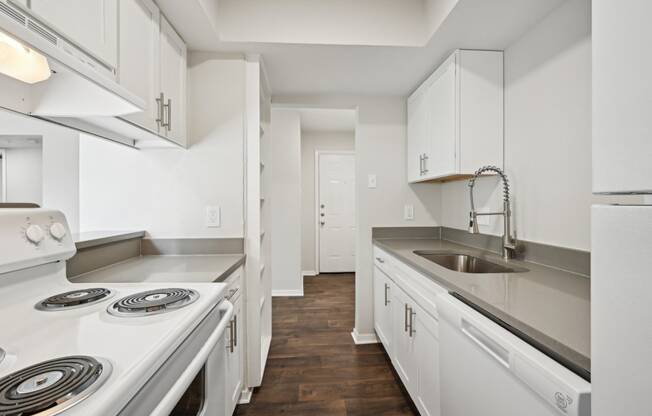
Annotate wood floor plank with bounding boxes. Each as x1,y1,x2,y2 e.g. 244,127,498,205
235,274,418,416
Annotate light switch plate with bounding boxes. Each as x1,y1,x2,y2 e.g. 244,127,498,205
404,205,415,220
206,206,221,227
368,174,377,188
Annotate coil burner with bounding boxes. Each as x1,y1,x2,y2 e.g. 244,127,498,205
0,356,111,416
108,288,199,317
36,288,114,311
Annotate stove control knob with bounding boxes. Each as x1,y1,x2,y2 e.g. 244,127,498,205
25,225,45,245
49,223,67,241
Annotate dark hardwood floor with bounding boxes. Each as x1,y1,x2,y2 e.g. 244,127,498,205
236,274,418,416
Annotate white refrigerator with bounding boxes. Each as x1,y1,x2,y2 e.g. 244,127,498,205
592,205,652,416
592,1,652,415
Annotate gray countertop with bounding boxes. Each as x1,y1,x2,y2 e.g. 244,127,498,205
70,254,245,284
374,237,590,380
73,230,146,249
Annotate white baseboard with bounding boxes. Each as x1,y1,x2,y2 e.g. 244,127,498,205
272,289,304,297
351,328,379,345
238,388,253,404
302,270,318,277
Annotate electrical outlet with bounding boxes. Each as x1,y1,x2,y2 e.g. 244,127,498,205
368,174,377,188
404,205,415,220
205,206,221,228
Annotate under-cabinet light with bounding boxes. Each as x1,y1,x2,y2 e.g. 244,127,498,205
0,30,51,84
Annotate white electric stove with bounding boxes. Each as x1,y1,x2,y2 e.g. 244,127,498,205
0,209,232,416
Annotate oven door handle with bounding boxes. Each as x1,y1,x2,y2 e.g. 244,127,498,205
149,300,234,416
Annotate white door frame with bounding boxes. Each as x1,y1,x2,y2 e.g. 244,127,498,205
0,149,6,203
314,150,355,275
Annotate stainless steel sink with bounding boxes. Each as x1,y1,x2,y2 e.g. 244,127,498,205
413,251,526,274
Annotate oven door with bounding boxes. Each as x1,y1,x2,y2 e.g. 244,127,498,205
117,300,233,416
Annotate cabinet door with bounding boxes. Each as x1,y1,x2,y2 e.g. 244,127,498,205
30,0,118,68
373,266,393,354
225,295,243,415
407,88,430,183
159,16,187,146
425,57,457,179
118,0,160,131
593,1,652,193
391,285,417,393
413,302,441,416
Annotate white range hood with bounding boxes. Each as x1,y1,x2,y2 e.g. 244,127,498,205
0,1,178,148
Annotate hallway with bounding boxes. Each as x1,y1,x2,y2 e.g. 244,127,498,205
236,274,418,415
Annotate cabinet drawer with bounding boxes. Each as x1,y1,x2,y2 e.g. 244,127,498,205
223,266,243,301
373,246,395,277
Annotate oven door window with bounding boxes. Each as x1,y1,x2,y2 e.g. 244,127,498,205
169,366,206,416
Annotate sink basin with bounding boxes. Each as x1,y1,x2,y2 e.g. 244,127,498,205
413,251,525,274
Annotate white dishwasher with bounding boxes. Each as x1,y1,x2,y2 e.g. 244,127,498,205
437,294,591,416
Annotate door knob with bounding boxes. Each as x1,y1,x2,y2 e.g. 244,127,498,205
321,204,325,208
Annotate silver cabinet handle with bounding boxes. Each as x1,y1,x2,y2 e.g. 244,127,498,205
422,154,429,174
419,154,424,175
384,283,390,306
226,319,235,353
409,307,416,337
233,314,238,347
375,257,385,264
166,98,172,132
404,303,409,332
155,92,165,127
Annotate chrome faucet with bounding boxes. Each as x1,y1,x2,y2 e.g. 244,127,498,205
468,166,517,260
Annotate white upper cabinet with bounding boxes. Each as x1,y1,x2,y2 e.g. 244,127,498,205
407,86,430,182
159,16,187,146
407,49,503,183
30,0,118,69
593,1,652,194
118,0,160,132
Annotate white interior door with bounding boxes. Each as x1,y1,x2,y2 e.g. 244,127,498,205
318,152,355,273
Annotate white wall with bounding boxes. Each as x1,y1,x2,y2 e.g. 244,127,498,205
42,133,80,232
301,130,355,273
0,111,81,231
274,95,441,338
4,147,42,205
270,108,303,295
79,57,246,238
441,0,594,251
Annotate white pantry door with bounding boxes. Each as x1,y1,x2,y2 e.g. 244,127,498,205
318,153,355,273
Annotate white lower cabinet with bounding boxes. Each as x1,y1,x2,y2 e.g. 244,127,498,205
224,272,244,415
373,265,393,355
413,302,441,416
373,248,441,416
391,284,418,390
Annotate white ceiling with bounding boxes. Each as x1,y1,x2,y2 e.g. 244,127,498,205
156,0,566,96
296,108,356,133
